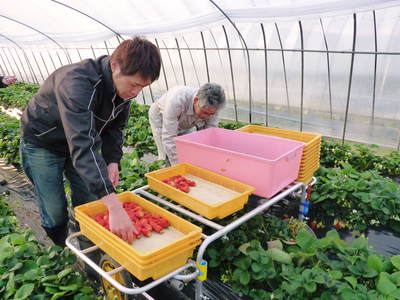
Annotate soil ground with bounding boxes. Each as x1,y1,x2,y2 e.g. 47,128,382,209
0,158,52,247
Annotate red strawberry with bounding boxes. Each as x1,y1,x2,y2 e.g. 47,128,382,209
149,220,163,233
335,222,341,231
310,221,317,229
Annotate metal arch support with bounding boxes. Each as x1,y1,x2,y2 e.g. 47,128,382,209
209,29,227,87
1,48,17,78
0,33,31,82
7,48,24,81
90,46,96,59
39,51,50,77
275,22,290,111
152,46,400,56
154,38,169,90
31,50,45,82
208,0,252,123
161,39,179,85
320,19,333,120
0,14,72,64
182,36,201,87
24,50,40,83
50,0,124,41
372,10,378,125
398,132,400,151
0,55,5,75
148,84,154,103
200,31,210,83
175,38,186,85
15,47,39,84
55,50,63,66
342,13,357,146
260,23,268,126
13,48,37,84
222,25,238,122
47,50,57,71
299,21,305,132
9,48,28,82
104,41,110,56
141,90,146,105
0,48,11,75
76,48,83,61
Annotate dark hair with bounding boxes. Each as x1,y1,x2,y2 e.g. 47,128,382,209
110,37,161,82
197,83,226,110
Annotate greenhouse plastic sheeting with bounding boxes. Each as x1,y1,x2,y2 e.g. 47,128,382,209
1,0,400,149
0,0,399,46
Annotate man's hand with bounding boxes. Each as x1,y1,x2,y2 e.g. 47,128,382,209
2,76,17,86
107,163,119,187
100,193,138,243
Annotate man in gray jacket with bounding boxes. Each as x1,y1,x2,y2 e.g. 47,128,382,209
149,83,225,165
20,37,161,247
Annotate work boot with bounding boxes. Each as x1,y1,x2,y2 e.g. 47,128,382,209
43,224,68,248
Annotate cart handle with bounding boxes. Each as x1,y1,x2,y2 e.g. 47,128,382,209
66,232,199,295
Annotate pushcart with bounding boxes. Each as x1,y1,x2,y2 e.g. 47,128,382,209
66,177,316,300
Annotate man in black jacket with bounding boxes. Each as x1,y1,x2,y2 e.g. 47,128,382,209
20,37,161,247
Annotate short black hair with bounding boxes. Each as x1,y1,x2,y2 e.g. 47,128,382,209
110,37,161,82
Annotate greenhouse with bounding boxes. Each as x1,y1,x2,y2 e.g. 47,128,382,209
0,0,400,299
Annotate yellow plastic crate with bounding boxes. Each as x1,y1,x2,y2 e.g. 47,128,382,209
296,174,313,184
237,125,321,183
75,192,202,280
302,146,321,157
145,163,255,219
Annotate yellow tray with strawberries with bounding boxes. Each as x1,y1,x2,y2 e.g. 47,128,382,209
75,192,202,280
145,163,255,219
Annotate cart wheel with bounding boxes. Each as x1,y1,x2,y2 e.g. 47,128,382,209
99,254,144,300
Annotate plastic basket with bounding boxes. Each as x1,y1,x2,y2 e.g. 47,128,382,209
146,163,255,219
75,192,202,280
175,128,304,198
236,125,321,183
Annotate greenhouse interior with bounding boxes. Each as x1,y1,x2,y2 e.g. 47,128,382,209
1,0,400,299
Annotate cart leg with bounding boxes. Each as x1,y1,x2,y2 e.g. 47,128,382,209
298,185,309,222
68,209,100,280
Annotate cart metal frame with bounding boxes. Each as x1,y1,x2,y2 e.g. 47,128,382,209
66,179,315,300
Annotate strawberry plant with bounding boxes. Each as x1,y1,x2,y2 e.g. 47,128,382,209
124,100,157,157
310,164,400,232
117,151,165,192
0,82,39,110
0,111,21,166
320,138,400,177
0,194,101,300
219,121,247,130
208,228,400,300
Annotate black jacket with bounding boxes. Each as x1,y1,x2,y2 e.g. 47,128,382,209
21,55,131,199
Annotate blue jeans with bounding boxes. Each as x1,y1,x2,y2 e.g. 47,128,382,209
20,140,97,229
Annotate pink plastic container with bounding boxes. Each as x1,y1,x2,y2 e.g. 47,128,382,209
175,128,305,198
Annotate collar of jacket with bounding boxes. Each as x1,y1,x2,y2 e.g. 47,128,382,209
99,55,132,107
187,88,199,116
98,56,122,104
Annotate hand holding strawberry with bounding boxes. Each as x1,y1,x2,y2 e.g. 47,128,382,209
94,200,171,242
100,193,138,243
